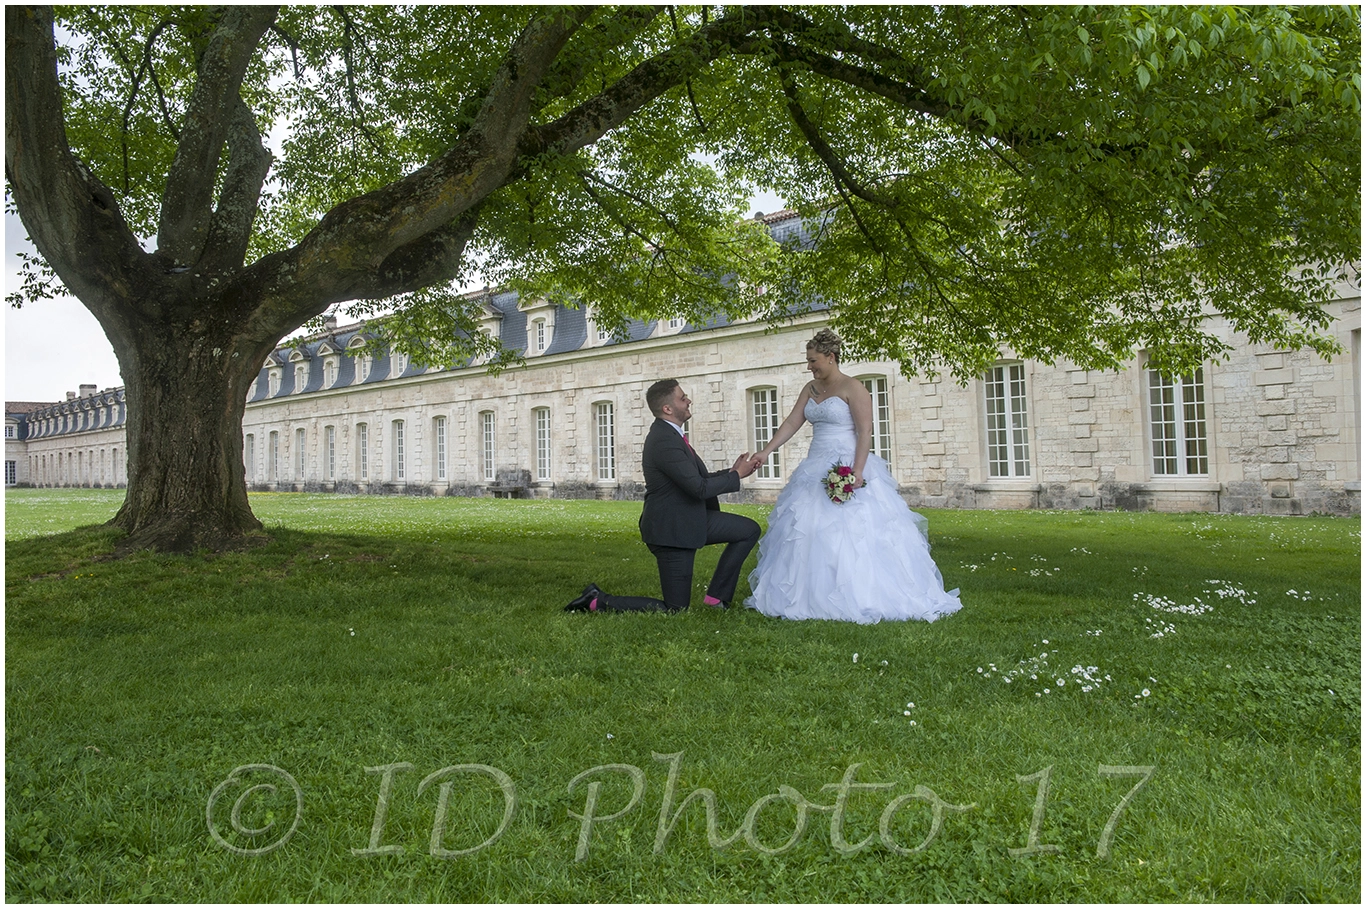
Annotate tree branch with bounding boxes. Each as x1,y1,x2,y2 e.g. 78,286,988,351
156,4,277,266
521,7,771,161
242,8,593,319
200,97,272,272
5,5,152,329
330,4,383,155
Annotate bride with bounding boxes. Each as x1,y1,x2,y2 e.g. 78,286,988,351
744,329,963,624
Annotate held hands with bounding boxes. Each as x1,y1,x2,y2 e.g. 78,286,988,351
732,452,759,479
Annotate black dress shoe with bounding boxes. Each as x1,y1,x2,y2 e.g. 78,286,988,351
564,583,603,612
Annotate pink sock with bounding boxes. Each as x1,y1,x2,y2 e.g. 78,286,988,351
703,595,722,606
589,597,599,611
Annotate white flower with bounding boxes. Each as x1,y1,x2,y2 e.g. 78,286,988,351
1042,639,1049,644
852,653,859,663
1141,688,1151,697
1043,688,1050,694
907,702,915,708
904,710,912,716
606,733,614,740
1057,679,1065,686
909,720,918,726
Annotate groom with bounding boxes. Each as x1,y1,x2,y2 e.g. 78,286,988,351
566,379,761,613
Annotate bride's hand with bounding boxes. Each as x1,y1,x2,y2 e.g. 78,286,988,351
853,471,866,489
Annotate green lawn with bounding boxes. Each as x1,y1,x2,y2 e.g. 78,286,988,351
5,488,1360,901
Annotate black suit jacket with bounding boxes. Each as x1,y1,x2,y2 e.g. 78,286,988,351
638,418,741,549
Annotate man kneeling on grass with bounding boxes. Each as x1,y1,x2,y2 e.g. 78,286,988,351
565,378,760,614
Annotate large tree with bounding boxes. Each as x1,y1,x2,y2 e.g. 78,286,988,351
6,5,1359,551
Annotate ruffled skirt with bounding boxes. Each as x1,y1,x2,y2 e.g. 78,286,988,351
744,447,962,624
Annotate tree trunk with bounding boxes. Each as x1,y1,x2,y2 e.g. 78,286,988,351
109,316,272,553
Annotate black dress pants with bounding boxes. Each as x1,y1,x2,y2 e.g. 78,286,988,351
602,511,761,612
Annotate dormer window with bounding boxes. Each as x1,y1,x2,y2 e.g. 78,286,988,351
295,362,308,391
268,369,282,396
534,319,547,352
668,317,683,330
360,354,372,381
392,350,409,377
323,356,338,388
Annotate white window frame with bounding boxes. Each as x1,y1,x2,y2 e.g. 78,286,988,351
481,411,496,482
325,425,336,481
268,369,281,395
392,419,406,481
269,431,279,481
434,416,447,481
750,387,781,479
295,427,306,480
5,461,17,485
1147,367,1209,476
357,422,369,480
534,319,547,353
595,402,616,481
392,350,409,378
245,433,255,481
984,363,1031,478
535,407,552,481
859,376,893,464
324,357,338,388
294,362,308,393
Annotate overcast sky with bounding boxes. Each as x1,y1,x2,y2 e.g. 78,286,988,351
4,189,787,405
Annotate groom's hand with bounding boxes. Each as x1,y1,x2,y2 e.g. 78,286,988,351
732,452,758,479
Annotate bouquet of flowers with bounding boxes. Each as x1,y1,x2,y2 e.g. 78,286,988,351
824,462,857,504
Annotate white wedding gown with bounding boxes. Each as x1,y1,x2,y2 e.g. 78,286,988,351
744,396,963,624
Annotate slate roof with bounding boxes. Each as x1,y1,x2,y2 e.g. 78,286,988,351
245,211,831,404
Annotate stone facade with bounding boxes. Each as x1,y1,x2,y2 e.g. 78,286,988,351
7,221,1360,517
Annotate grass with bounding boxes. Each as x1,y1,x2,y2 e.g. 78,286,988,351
4,488,1360,902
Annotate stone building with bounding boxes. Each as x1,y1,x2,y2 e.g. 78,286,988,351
7,388,128,489
7,213,1361,516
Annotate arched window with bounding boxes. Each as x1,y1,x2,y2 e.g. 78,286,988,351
324,426,336,481
433,416,447,481
392,420,406,481
480,411,496,482
245,433,255,481
356,423,369,481
534,407,552,482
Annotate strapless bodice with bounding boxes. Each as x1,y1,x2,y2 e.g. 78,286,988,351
804,395,856,456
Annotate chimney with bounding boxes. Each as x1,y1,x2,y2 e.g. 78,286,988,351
79,384,96,398
323,313,338,331
66,391,77,401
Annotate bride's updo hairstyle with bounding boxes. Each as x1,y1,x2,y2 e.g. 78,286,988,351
806,328,842,364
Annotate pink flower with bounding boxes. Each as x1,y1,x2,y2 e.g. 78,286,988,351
842,483,853,493
837,466,852,476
